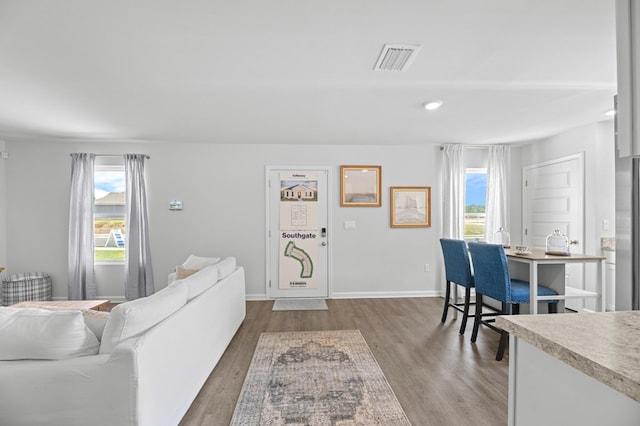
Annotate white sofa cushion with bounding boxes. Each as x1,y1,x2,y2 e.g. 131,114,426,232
216,257,237,280
182,255,221,270
100,284,188,354
0,307,100,360
169,264,219,301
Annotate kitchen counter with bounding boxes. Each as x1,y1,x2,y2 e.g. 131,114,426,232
497,312,640,425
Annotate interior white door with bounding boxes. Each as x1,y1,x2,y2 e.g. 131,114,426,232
267,167,329,299
522,154,585,311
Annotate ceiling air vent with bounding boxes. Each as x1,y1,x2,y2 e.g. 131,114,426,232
373,44,422,71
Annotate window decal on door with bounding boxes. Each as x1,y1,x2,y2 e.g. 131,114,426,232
279,172,319,289
284,240,314,279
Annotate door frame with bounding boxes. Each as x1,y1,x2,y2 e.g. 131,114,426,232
264,165,333,300
522,152,585,246
522,152,586,310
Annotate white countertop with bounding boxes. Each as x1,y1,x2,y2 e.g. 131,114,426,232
497,311,640,403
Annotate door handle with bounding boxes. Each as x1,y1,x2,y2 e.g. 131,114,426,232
569,240,579,245
321,241,327,246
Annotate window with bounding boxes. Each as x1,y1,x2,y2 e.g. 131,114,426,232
465,168,487,241
94,163,126,262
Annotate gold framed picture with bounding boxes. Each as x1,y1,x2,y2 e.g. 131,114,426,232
390,186,431,228
340,165,382,207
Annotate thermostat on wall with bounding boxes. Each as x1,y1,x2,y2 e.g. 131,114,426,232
169,200,183,210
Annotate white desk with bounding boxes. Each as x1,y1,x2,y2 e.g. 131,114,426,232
505,248,606,314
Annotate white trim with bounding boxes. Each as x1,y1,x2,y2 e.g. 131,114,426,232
522,152,585,171
521,151,585,246
326,290,440,299
246,291,441,301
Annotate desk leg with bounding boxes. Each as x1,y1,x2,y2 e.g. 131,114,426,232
530,261,538,314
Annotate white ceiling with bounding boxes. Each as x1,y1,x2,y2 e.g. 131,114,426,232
0,0,617,146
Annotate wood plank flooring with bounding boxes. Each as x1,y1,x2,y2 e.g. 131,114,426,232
179,297,509,426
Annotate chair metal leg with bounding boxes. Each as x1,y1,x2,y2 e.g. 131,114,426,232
471,294,482,342
441,280,451,323
459,286,472,335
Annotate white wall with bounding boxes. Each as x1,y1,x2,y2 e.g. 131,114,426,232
520,120,616,250
520,120,616,309
0,140,7,280
4,140,445,301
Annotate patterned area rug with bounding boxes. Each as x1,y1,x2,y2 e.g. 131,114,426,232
230,330,411,425
272,298,328,311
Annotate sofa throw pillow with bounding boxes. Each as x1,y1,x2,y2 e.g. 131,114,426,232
99,284,188,354
175,265,200,280
216,256,237,280
182,255,221,270
81,309,110,341
169,264,219,301
0,307,100,360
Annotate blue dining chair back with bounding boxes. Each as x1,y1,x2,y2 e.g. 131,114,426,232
439,238,475,334
467,242,558,361
467,242,512,303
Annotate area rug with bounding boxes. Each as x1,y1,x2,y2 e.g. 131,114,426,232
230,330,411,425
272,298,328,311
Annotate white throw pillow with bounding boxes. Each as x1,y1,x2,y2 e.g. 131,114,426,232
182,255,221,270
216,256,237,280
169,264,219,301
99,284,188,354
0,307,100,360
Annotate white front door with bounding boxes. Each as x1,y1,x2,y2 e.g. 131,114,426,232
522,153,585,310
266,167,330,299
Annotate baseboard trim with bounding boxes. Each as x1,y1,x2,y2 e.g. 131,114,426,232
246,290,441,301
331,290,440,299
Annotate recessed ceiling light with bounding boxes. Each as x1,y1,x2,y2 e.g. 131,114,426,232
424,100,443,111
605,109,616,117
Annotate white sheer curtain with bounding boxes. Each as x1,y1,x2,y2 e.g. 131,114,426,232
442,144,466,239
124,154,154,300
485,145,511,243
68,153,96,300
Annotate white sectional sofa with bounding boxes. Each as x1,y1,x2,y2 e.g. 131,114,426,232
0,256,246,426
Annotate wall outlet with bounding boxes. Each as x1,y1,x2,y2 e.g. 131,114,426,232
424,263,431,272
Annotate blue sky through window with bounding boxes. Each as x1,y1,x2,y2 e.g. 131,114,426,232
95,171,125,199
466,173,486,206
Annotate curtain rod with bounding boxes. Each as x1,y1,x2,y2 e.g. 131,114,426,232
439,145,493,150
69,154,150,159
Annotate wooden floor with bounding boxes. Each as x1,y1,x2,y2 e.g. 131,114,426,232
179,298,509,426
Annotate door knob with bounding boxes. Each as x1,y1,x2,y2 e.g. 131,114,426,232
321,241,327,246
569,240,579,245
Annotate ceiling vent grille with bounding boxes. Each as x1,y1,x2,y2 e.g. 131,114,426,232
373,44,422,71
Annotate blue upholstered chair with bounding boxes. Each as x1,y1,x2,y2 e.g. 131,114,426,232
439,238,475,334
467,242,559,361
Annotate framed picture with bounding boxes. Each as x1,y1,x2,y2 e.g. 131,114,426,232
340,165,382,207
390,186,431,228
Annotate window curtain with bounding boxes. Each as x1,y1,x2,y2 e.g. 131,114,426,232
124,154,154,300
442,144,466,239
68,153,96,300
484,145,511,243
